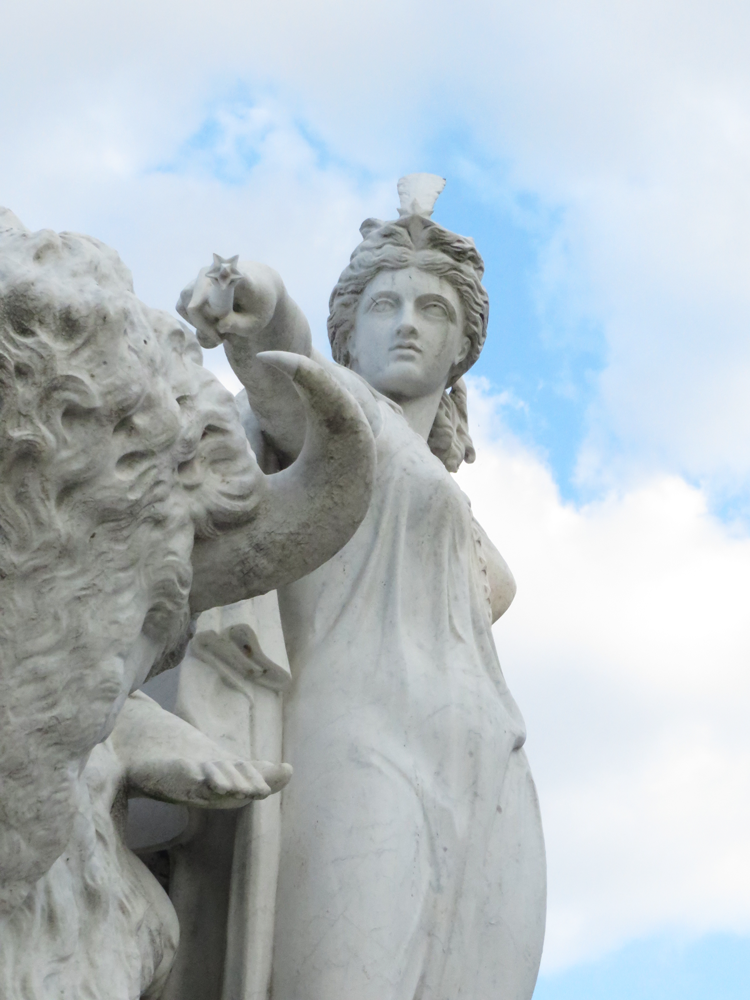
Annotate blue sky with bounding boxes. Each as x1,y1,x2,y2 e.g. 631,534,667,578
3,1,750,995
536,933,750,999
426,167,606,497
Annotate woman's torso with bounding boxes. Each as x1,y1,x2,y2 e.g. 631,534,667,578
278,399,526,762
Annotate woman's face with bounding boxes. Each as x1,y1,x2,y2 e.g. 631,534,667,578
347,266,469,403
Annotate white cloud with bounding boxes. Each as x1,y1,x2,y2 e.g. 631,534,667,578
4,97,394,372
5,0,750,492
458,379,750,968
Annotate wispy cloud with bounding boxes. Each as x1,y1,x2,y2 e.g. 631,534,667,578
6,0,750,504
460,379,750,968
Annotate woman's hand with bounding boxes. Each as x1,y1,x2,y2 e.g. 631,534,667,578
128,756,292,807
113,692,293,807
177,254,314,463
176,256,285,350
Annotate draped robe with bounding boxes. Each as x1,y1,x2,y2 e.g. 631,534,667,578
272,399,546,1000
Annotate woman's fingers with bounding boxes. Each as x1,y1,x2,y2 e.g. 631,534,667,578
253,760,293,794
201,760,272,799
176,270,227,347
132,755,286,807
176,263,277,347
175,279,196,322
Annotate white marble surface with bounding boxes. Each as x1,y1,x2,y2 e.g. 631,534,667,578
0,210,374,998
176,174,547,999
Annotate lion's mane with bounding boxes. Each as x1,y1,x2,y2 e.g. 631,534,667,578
0,220,263,912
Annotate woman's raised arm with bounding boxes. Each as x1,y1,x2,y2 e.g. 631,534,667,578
177,258,312,464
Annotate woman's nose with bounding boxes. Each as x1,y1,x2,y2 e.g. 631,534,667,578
394,303,419,339
395,321,418,340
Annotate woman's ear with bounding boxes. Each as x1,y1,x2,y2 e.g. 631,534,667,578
454,334,471,366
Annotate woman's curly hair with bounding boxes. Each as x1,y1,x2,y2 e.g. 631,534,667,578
327,215,489,471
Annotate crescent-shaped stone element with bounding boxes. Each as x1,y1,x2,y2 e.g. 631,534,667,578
189,350,376,612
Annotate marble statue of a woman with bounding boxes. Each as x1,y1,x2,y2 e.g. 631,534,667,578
179,175,546,1000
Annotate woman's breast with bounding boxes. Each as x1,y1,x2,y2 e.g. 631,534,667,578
280,420,479,657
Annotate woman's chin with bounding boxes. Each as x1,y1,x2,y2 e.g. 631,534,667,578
366,363,442,403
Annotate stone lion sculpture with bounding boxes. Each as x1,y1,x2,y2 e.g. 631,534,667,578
0,209,374,999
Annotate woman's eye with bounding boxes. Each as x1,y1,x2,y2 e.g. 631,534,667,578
370,298,396,313
422,302,448,318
